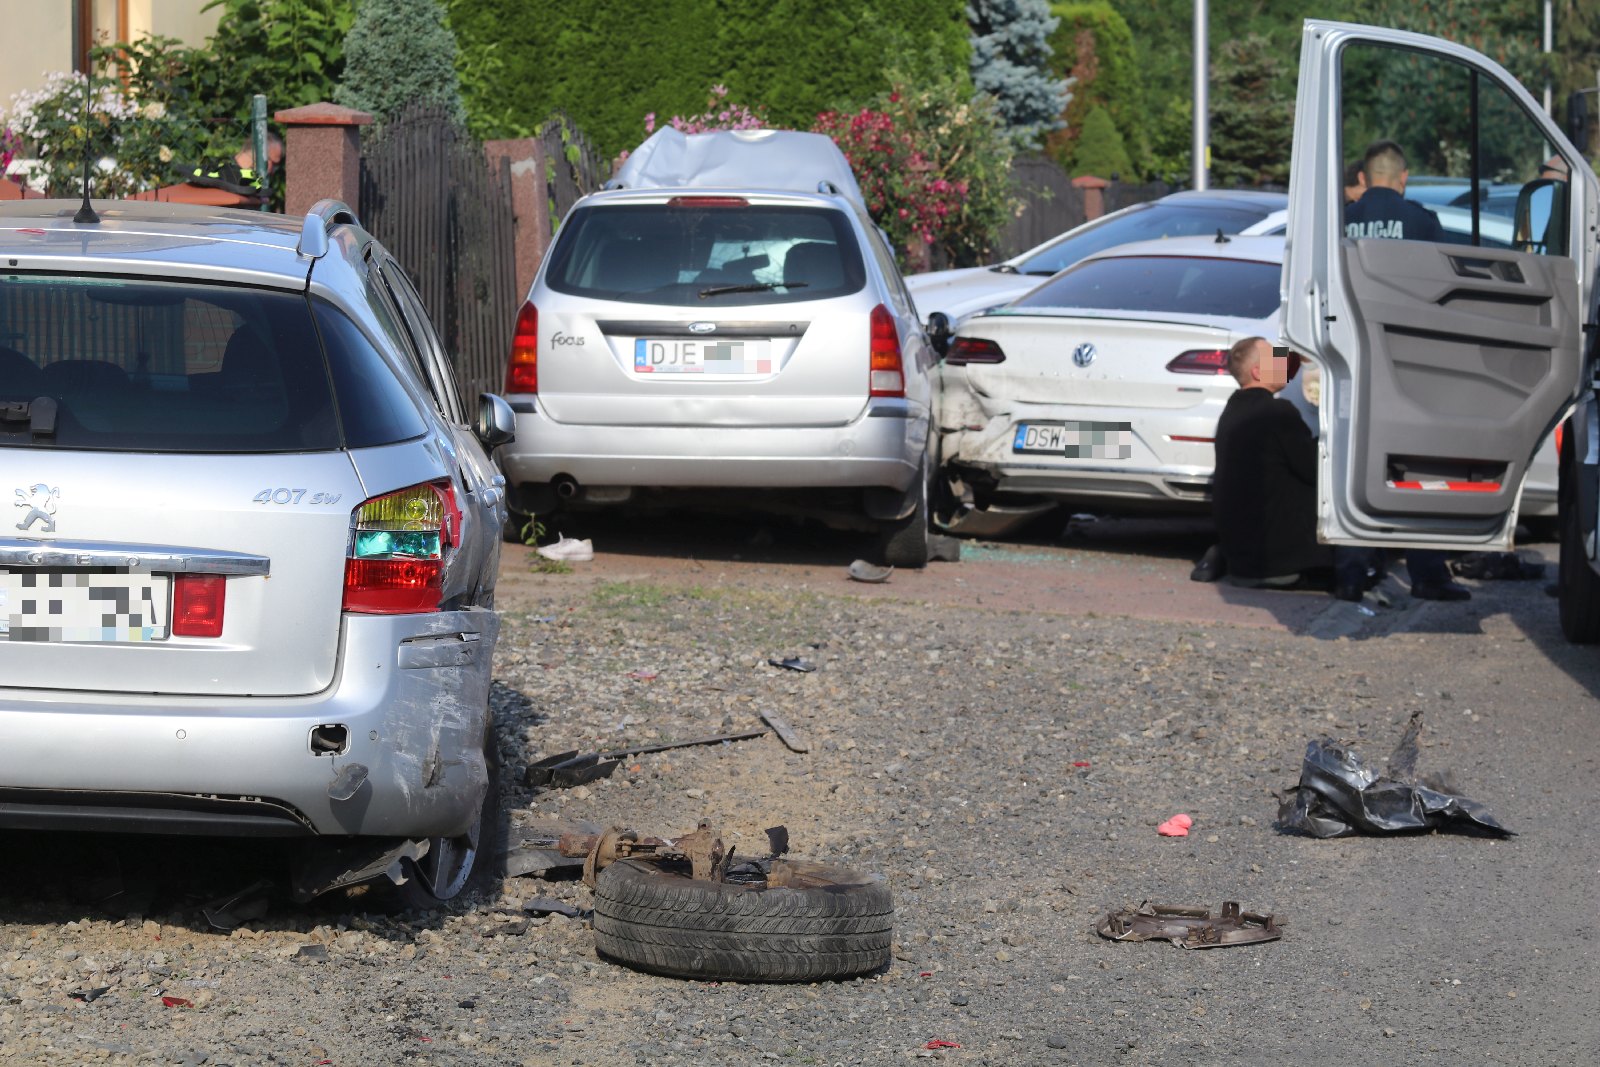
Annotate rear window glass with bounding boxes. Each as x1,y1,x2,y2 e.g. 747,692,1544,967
545,202,867,306
1013,255,1281,320
1015,202,1275,276
0,275,424,452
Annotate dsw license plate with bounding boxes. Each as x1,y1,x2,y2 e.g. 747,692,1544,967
634,338,772,375
1013,421,1132,459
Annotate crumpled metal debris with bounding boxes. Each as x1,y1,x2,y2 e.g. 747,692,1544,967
1277,710,1512,838
1096,901,1281,949
768,656,816,672
524,729,769,789
847,559,893,583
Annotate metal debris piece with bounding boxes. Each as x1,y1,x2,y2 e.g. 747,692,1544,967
502,818,600,879
764,825,790,857
69,987,111,1003
760,711,810,752
1097,901,1282,949
288,837,429,902
1277,710,1513,838
848,559,893,583
199,878,274,932
523,896,586,919
524,730,769,789
768,656,816,672
927,533,963,562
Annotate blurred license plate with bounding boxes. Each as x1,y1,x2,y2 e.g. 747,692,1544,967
0,569,169,642
1013,421,1132,459
634,338,773,375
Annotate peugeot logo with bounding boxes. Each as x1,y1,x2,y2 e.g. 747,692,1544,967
14,483,59,533
1071,342,1097,368
687,322,717,334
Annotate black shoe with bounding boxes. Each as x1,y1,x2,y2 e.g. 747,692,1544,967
1333,583,1364,603
1190,544,1226,583
1411,580,1472,602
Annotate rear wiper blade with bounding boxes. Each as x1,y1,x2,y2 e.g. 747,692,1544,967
698,281,808,298
0,397,57,439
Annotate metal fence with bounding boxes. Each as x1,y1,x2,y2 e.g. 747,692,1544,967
359,104,519,402
538,110,603,232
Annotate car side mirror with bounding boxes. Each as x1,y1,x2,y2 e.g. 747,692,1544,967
926,311,953,358
1514,177,1568,255
476,392,516,448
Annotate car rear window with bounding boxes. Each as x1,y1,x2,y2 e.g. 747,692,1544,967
1016,202,1274,276
1013,256,1282,320
545,202,867,306
0,275,425,452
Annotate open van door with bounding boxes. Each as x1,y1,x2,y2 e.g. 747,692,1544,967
1282,20,1597,551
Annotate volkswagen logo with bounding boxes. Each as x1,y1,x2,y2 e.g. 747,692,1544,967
1071,342,1097,368
687,322,717,334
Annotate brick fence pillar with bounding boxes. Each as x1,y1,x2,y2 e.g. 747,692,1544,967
274,102,373,217
1072,174,1109,221
484,137,551,298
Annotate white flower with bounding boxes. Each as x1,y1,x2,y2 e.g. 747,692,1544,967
158,144,172,163
142,101,166,120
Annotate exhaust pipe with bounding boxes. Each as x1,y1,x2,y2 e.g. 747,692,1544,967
553,475,579,500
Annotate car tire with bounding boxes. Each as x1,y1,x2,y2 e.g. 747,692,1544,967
1558,444,1600,644
592,858,894,982
877,454,931,568
393,726,502,910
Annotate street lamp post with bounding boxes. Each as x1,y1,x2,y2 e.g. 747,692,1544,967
1193,0,1208,190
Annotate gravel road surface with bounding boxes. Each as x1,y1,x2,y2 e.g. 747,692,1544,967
1,516,1594,1066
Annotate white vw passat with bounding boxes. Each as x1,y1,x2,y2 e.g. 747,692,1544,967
935,233,1555,531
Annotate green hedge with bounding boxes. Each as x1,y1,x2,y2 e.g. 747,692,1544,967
446,0,969,163
1045,2,1141,178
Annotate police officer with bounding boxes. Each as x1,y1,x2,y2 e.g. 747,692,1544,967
1343,138,1470,601
1344,140,1444,242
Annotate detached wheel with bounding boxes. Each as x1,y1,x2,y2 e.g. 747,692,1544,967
593,858,894,982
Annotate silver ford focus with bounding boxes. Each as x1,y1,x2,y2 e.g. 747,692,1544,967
0,199,515,906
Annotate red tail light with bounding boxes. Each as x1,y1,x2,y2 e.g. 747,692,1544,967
869,304,904,398
944,337,1006,365
342,481,458,614
668,195,749,207
172,575,226,638
1166,349,1231,375
506,302,538,393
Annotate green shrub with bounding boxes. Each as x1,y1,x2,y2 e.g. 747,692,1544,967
337,0,466,127
1070,104,1133,179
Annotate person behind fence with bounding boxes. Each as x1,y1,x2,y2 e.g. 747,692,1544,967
190,132,284,196
1210,336,1335,590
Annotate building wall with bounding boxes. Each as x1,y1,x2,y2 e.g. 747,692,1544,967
0,1,220,116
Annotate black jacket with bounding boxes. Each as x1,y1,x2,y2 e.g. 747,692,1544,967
1212,388,1331,580
1344,186,1444,242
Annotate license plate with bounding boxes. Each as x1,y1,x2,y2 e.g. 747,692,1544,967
0,569,169,642
1013,421,1132,459
634,338,773,375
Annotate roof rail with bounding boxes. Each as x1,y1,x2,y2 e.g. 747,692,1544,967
296,199,361,259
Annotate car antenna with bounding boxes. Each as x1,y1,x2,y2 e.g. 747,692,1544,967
1214,227,1230,244
73,69,99,225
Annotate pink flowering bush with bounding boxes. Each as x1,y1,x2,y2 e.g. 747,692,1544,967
0,125,19,179
645,85,767,136
814,76,1016,271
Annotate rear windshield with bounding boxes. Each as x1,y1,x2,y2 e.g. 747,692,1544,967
0,275,425,452
545,202,867,306
1013,255,1281,320
1015,201,1277,276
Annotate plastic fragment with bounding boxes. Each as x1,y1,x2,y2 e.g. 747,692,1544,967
160,996,193,1009
924,1039,961,1049
627,669,659,681
768,657,816,672
848,559,893,583
1072,760,1091,768
1157,813,1193,837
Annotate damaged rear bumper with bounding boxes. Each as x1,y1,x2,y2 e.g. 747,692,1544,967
0,608,498,840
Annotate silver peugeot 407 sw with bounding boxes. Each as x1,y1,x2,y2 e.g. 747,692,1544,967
0,199,516,906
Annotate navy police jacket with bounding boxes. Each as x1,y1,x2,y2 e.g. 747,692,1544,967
1344,186,1444,242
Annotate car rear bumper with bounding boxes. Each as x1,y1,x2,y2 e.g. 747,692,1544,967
942,406,1220,505
0,608,498,839
499,401,927,492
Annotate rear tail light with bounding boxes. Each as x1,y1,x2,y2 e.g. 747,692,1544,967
944,337,1007,365
343,481,459,614
505,302,538,393
869,304,905,398
172,575,226,638
1166,349,1231,375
